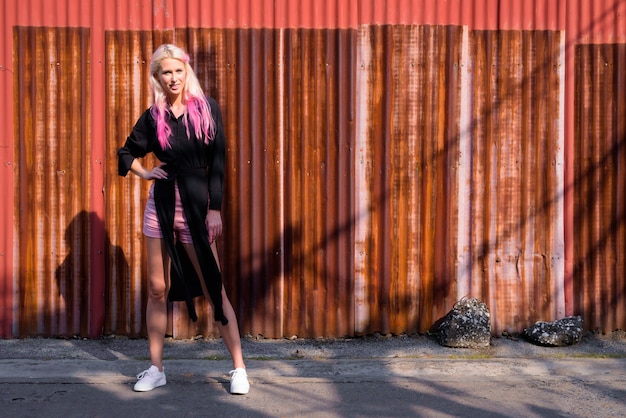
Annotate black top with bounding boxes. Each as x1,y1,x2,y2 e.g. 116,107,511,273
117,97,228,325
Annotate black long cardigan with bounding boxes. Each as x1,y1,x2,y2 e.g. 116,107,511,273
117,97,228,325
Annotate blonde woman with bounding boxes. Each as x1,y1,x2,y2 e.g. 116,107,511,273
118,44,249,394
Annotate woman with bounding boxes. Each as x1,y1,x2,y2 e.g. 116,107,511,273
118,44,249,395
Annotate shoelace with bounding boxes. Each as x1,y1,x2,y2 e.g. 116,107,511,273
229,369,246,378
136,369,152,379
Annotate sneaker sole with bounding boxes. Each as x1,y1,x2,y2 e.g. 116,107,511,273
230,389,249,395
230,385,250,395
133,380,166,392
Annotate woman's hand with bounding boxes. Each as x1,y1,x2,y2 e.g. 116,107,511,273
206,210,223,243
142,163,168,180
130,160,168,180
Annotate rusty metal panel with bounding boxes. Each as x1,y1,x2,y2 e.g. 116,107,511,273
162,28,286,338
13,26,92,337
574,44,626,332
211,28,287,339
106,28,357,339
277,28,356,338
468,30,565,334
355,25,465,335
104,31,173,338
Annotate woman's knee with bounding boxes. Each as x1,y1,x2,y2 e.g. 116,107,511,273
148,278,168,301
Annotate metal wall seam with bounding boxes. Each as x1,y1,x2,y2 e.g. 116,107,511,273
276,28,286,339
456,25,472,302
554,30,567,321
354,25,371,335
0,0,17,337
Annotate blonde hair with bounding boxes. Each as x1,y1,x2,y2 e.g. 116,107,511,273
148,44,215,149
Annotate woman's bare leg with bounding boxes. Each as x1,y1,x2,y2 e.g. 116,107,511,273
216,286,246,370
182,242,246,370
145,237,170,371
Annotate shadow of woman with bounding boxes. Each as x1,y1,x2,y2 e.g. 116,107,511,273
55,210,132,338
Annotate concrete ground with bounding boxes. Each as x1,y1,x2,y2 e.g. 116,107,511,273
0,332,625,417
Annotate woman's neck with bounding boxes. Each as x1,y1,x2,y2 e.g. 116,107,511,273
168,96,185,118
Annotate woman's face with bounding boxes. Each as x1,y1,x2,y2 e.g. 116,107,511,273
157,58,186,100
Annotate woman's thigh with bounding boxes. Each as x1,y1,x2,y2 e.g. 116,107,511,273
146,237,170,294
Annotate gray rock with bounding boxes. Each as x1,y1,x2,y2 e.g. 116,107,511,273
432,298,491,348
524,316,583,347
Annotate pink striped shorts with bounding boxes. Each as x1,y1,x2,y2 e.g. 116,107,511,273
143,182,194,243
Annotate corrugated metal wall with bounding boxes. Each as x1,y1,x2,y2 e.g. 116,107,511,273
13,26,95,337
1,0,625,339
574,43,626,332
468,29,565,332
355,24,466,334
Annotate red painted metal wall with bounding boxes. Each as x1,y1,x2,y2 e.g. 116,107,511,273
1,0,625,338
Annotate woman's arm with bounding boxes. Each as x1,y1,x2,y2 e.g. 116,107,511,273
118,110,158,177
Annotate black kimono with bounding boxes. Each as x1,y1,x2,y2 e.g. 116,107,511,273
117,97,228,325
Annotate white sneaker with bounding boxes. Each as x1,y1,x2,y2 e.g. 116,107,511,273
229,368,250,394
134,365,166,392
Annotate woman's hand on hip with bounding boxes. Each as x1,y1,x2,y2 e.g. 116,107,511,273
143,163,168,180
130,160,168,180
